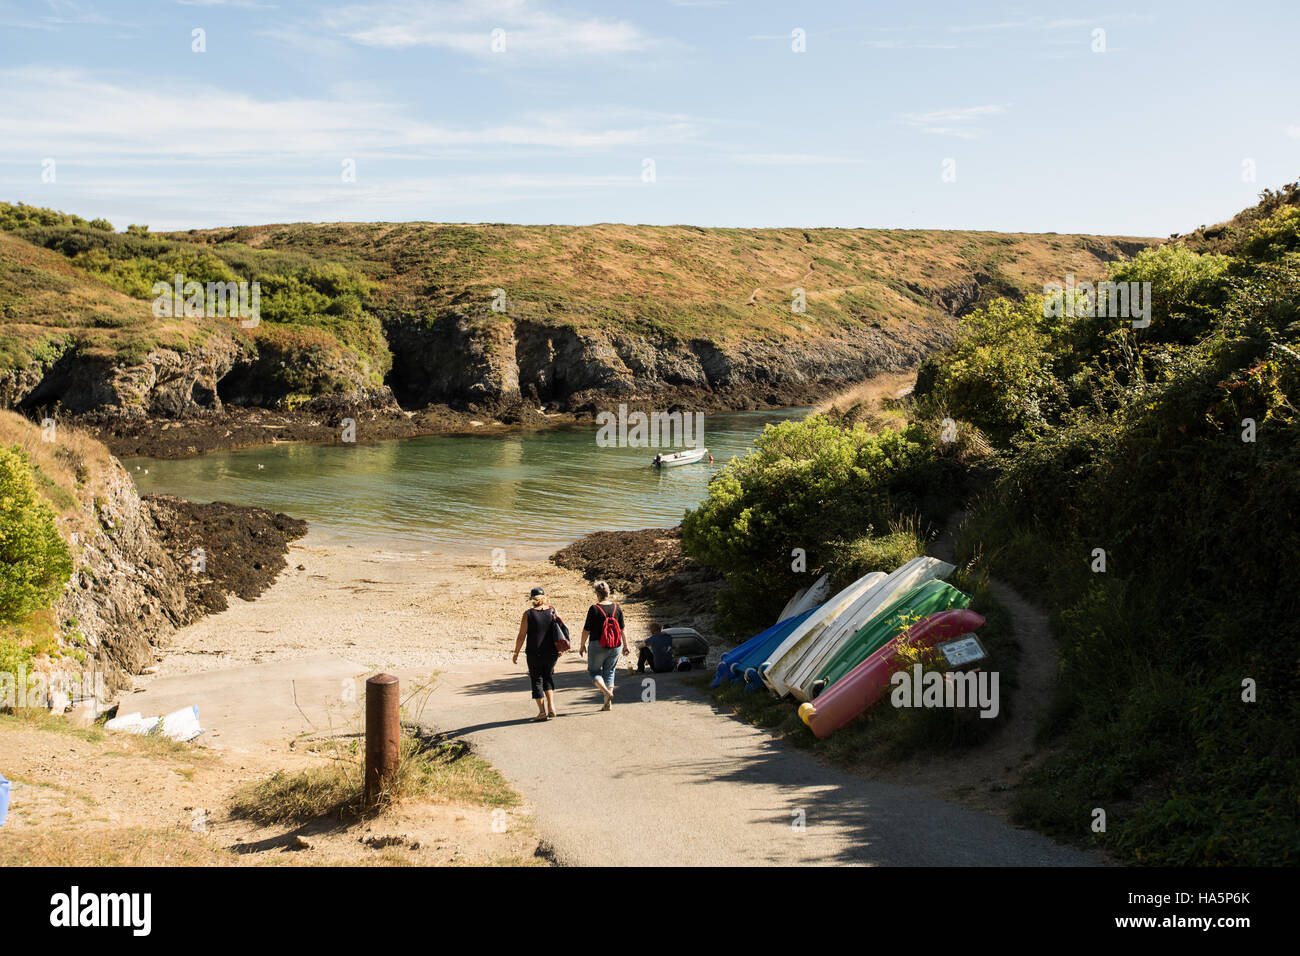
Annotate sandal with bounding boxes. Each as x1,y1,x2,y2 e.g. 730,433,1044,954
531,714,549,722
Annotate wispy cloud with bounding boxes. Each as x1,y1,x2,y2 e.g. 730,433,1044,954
0,68,702,162
900,104,1008,138
0,171,647,229
322,0,654,57
949,17,1091,33
176,0,278,8
0,0,112,29
864,38,962,50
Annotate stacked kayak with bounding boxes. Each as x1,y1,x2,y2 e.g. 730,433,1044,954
798,609,985,739
776,574,832,623
781,556,955,702
710,605,819,688
757,572,888,697
809,578,971,699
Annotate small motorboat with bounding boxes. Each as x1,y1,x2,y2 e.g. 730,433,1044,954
652,448,709,468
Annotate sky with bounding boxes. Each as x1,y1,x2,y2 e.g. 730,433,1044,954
0,0,1297,235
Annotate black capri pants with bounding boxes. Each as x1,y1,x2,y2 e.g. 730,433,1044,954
526,652,557,699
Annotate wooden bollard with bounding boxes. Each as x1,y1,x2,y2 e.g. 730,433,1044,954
364,673,400,805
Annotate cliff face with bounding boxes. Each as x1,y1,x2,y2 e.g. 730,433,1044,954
383,313,952,413
1,215,1160,442
57,458,190,691
13,333,245,418
0,411,306,698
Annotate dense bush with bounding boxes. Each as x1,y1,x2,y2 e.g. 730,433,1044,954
954,208,1300,864
681,416,945,636
914,295,1068,443
0,446,73,624
691,183,1300,863
0,201,112,233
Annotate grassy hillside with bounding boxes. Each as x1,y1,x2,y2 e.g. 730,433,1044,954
175,220,1152,343
682,181,1300,865
1,200,1153,412
0,231,218,372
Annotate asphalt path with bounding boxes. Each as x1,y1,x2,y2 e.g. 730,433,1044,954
418,655,1099,867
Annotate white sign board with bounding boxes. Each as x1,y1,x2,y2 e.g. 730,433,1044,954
938,633,987,668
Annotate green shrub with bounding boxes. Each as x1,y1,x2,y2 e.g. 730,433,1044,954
919,295,1068,444
952,247,1300,864
0,446,73,624
821,524,926,585
682,416,940,635
1241,205,1300,261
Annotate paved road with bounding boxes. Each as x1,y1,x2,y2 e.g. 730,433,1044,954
419,655,1099,867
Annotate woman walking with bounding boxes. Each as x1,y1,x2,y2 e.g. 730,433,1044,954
578,580,629,710
512,587,560,722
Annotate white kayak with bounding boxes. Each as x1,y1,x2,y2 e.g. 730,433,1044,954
758,571,887,698
777,573,833,623
776,587,808,623
653,448,709,467
782,556,955,702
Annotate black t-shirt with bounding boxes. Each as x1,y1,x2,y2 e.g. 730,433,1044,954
647,632,674,672
525,606,559,657
583,602,625,644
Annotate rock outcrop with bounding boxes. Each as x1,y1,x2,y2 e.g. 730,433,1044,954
51,452,305,695
383,313,951,413
56,458,189,692
16,332,245,418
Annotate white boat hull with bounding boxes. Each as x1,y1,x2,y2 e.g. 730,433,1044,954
654,448,708,467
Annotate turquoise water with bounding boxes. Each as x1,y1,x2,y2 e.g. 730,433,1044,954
123,408,808,555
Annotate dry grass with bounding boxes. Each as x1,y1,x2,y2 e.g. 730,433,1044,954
230,727,520,825
172,221,1156,343
0,232,217,368
0,408,116,538
0,827,244,867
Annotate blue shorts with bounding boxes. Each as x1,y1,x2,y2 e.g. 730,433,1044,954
587,643,621,688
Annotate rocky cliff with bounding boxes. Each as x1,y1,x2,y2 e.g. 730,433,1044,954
382,312,952,414
59,480,306,694
0,411,304,698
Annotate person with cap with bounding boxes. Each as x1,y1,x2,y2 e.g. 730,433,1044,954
513,586,560,721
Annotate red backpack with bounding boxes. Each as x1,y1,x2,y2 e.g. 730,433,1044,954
596,603,623,648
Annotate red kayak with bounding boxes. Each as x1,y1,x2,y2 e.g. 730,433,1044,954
797,609,985,739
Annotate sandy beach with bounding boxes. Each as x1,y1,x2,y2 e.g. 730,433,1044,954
143,532,664,683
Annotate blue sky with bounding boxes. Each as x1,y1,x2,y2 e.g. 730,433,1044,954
1,0,1297,235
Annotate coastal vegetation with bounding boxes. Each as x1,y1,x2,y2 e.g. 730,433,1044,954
684,182,1300,865
1,200,1148,419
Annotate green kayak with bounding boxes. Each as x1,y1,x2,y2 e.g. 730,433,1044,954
812,579,972,695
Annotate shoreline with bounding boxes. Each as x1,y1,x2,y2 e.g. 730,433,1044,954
76,375,898,461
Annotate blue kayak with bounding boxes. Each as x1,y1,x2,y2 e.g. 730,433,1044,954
710,606,821,689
